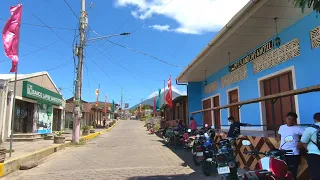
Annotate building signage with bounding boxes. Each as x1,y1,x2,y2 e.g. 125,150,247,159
229,39,273,72
22,81,63,105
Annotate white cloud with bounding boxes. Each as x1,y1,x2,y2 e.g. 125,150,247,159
115,0,250,34
147,85,187,99
149,24,171,32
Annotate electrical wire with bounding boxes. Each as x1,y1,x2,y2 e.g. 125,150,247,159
105,39,186,68
0,17,76,31
62,0,80,19
15,0,73,49
0,40,61,63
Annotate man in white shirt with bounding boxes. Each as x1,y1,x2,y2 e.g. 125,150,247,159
301,113,320,180
278,112,304,179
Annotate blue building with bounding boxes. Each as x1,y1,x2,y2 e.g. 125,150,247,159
177,0,320,132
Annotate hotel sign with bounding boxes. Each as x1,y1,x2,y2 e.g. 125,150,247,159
229,40,273,72
22,81,63,105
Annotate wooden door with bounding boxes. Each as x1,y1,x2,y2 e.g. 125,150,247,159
229,89,240,122
213,96,221,129
263,71,295,130
202,99,212,127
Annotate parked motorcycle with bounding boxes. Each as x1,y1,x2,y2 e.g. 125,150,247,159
241,136,295,180
191,129,207,166
201,126,218,176
180,129,196,149
214,137,239,180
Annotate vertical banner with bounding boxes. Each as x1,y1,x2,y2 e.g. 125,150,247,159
2,4,22,72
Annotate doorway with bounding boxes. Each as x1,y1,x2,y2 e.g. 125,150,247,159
263,71,296,130
228,89,240,122
202,98,212,127
52,108,62,131
213,95,221,129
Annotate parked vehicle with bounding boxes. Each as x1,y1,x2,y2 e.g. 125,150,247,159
180,129,196,149
201,126,218,176
241,136,295,180
214,137,239,180
191,129,206,166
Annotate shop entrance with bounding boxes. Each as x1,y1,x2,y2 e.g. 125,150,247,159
52,108,62,131
262,71,296,130
14,99,34,133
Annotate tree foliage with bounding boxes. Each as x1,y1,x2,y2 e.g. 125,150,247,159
292,0,320,13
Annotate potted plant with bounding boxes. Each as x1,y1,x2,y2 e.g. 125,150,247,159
54,131,65,144
82,125,90,135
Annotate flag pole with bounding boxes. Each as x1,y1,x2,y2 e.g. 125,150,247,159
8,4,22,157
9,65,18,157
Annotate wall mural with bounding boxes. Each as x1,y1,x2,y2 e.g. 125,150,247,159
36,103,52,134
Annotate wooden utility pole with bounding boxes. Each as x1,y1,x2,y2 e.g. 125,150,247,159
73,0,87,143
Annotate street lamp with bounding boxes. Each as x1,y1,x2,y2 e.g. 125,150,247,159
87,32,130,42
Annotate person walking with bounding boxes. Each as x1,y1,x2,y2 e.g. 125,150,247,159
301,113,320,180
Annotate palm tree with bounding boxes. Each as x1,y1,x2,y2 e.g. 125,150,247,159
292,0,320,13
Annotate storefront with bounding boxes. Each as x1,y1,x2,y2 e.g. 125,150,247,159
0,72,65,141
21,81,63,134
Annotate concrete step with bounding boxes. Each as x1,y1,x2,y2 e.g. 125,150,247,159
10,133,42,139
6,137,43,142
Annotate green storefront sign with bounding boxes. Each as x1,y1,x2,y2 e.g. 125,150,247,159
22,81,63,106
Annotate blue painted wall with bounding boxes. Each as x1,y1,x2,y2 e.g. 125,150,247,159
189,12,320,128
188,82,203,126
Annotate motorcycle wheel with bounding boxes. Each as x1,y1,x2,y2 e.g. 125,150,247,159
202,161,211,176
193,154,200,166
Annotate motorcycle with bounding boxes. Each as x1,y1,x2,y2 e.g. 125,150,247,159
191,129,207,166
163,127,184,147
180,128,196,149
241,136,295,180
201,126,218,176
214,137,240,180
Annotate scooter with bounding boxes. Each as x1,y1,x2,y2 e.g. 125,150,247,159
241,136,295,180
180,129,196,149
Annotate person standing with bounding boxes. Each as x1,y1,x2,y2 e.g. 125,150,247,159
227,116,251,138
189,117,197,133
301,113,320,180
278,112,304,179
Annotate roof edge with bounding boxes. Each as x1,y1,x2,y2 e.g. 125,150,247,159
177,0,262,83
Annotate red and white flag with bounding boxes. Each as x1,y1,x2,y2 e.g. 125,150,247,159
165,75,173,107
2,4,22,73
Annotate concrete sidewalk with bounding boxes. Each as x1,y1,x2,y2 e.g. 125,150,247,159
0,120,120,177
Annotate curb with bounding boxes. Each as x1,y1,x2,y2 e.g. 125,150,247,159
0,120,120,177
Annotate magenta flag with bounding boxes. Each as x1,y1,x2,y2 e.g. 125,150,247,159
2,4,22,73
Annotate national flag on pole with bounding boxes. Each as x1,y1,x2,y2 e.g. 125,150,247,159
95,88,100,107
112,100,115,112
2,4,22,73
156,89,161,111
165,75,173,107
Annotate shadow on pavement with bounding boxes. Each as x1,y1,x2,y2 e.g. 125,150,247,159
126,173,215,180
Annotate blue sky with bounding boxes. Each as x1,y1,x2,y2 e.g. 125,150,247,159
0,0,248,106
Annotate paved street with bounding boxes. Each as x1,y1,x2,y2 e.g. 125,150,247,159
4,120,226,180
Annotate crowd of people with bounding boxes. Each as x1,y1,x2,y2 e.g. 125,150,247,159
187,112,320,180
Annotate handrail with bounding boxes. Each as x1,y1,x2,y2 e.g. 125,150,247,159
191,84,320,114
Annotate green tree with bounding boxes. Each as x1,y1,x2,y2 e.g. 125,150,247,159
293,0,320,13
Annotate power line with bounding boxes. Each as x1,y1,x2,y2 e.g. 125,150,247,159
0,17,76,31
105,39,186,68
62,0,80,19
21,40,65,56
87,57,122,88
20,40,60,57
15,1,74,49
45,59,73,71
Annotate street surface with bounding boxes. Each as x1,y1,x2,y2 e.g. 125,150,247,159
4,121,230,180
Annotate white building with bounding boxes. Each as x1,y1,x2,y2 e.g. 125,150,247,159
0,72,65,142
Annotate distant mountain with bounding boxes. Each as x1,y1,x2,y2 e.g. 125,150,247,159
129,90,182,110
